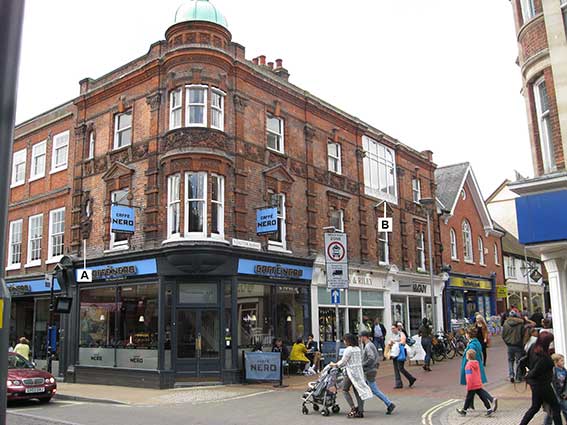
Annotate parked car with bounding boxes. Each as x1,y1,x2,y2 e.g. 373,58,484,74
6,352,56,403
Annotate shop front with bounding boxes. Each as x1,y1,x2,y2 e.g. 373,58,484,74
506,282,546,313
444,274,496,330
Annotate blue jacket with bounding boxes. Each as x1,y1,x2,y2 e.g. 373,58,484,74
460,338,487,385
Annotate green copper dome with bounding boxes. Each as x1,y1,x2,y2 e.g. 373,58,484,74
174,0,228,29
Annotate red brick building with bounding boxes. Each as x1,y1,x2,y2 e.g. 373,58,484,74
435,163,505,329
7,1,445,387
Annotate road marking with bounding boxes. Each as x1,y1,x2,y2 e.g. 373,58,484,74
422,399,460,425
8,411,85,425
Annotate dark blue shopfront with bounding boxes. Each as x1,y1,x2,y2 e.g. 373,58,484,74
444,274,496,330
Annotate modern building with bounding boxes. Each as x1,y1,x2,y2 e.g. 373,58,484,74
506,0,567,354
435,163,505,330
7,0,445,387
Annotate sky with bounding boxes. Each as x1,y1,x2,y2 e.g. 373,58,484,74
16,0,532,197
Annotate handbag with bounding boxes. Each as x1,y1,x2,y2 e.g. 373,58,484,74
384,344,391,360
406,336,416,347
397,344,407,362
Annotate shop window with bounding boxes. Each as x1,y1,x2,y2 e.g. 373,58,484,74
211,174,224,237
211,89,225,130
327,141,342,174
450,228,458,260
33,299,60,362
7,219,23,268
31,141,46,180
27,214,43,266
317,286,345,306
224,284,232,370
416,231,426,271
330,209,344,233
48,208,65,261
268,193,286,249
167,174,181,237
378,231,389,265
362,135,397,203
348,308,362,335
348,290,360,306
110,189,129,249
361,290,384,307
275,285,307,346
113,111,132,150
51,130,69,173
361,309,383,334
412,178,421,203
164,284,173,370
266,115,284,153
179,283,218,304
534,78,556,173
11,149,26,187
319,307,346,343
169,88,183,130
449,290,465,324
185,172,207,237
391,296,408,328
409,296,422,335
186,85,207,127
237,284,274,349
462,220,473,262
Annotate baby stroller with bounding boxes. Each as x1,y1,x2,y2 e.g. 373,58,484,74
301,364,343,416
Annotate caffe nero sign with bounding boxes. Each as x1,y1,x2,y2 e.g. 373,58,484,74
237,259,313,281
75,259,157,282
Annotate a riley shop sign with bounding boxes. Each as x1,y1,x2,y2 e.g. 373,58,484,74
111,205,135,234
256,207,278,235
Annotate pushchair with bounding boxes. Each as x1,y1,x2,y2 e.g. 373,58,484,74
301,364,343,416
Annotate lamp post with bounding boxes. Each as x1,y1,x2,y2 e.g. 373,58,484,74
419,198,438,332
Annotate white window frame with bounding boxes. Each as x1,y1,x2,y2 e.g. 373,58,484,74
211,89,225,131
211,174,225,238
478,237,485,265
7,219,23,270
184,172,208,239
186,85,208,127
330,209,344,233
170,88,183,130
167,174,181,238
494,243,500,265
87,132,95,160
506,256,517,279
362,135,398,204
462,220,473,263
30,141,46,181
268,193,286,249
412,178,421,203
26,214,43,267
266,115,284,153
378,230,389,265
113,112,132,150
110,189,130,250
534,78,556,173
50,130,69,173
327,141,342,174
520,0,536,24
450,228,458,260
47,208,65,263
11,149,26,188
417,232,426,272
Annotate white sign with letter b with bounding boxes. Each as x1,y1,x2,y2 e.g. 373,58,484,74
379,218,393,233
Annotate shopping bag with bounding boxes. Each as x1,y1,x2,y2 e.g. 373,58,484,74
397,344,407,362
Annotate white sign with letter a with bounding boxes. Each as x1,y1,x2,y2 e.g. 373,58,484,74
77,269,93,283
378,218,393,233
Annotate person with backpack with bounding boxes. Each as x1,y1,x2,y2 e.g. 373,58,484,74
502,310,534,383
519,332,563,424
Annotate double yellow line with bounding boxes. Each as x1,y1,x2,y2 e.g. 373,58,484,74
421,399,460,425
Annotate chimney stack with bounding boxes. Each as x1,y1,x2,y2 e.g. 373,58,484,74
267,61,274,69
258,55,266,66
252,57,259,65
275,59,283,69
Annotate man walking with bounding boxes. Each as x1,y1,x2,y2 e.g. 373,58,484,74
502,311,534,382
359,330,396,415
373,318,386,353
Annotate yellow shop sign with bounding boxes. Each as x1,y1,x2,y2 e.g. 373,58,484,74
496,286,508,299
450,277,492,291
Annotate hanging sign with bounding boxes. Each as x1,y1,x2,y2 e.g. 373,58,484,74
256,207,278,235
110,205,135,234
378,218,393,233
325,233,349,289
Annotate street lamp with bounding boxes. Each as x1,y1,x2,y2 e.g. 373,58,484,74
419,198,438,332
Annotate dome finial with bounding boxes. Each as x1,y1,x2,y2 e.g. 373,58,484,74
174,0,228,29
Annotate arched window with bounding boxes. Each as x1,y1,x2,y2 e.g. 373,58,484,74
494,243,500,265
478,237,485,265
450,228,458,260
462,220,473,262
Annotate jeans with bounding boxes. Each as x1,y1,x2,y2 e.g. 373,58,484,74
520,384,563,425
373,337,385,352
367,380,392,407
421,337,432,366
463,388,493,410
479,339,488,366
343,375,364,413
393,359,415,387
507,345,524,379
544,399,567,425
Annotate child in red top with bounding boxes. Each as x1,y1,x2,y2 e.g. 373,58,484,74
456,349,498,417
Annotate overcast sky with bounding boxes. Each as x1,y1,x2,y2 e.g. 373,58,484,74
16,0,531,197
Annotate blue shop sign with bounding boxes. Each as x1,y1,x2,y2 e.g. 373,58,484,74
244,351,281,382
516,190,567,245
75,258,157,282
256,207,278,235
7,278,61,296
238,259,313,281
111,205,135,234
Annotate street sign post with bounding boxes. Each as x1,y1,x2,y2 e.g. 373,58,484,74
324,233,349,289
331,289,341,304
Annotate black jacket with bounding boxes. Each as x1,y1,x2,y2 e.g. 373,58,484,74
526,347,554,387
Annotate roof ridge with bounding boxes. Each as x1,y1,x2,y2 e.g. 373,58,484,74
435,161,470,171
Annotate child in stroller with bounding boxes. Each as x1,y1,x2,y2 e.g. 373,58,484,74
301,364,343,416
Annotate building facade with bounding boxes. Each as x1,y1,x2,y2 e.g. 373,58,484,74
507,0,567,354
435,163,505,330
7,0,444,387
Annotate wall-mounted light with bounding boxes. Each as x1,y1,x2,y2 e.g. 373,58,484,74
99,314,105,321
138,315,145,323
286,315,292,322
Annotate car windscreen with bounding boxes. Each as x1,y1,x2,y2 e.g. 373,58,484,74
7,354,33,369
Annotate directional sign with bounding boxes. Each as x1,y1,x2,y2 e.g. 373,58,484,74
325,233,349,289
378,218,393,233
331,289,341,305
77,269,93,283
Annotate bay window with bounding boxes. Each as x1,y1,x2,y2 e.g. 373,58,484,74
167,174,181,237
362,135,397,203
7,219,23,268
185,172,207,236
211,175,224,237
48,208,65,261
31,141,46,180
11,149,26,187
27,214,43,266
187,86,207,126
211,89,225,130
520,0,536,24
268,193,286,248
169,88,182,130
114,112,132,150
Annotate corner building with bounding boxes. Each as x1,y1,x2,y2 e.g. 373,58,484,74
8,1,444,387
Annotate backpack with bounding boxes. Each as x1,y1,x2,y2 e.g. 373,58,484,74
516,354,529,381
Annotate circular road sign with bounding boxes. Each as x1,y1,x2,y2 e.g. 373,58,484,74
327,241,346,262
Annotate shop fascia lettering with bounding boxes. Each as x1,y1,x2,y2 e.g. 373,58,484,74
253,264,303,279
350,274,374,287
92,265,137,281
399,281,430,294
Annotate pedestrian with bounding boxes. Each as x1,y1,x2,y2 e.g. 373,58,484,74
519,332,563,424
359,330,396,415
456,349,497,417
419,318,433,372
544,353,567,425
373,318,386,354
272,338,289,361
305,333,322,372
329,333,372,419
475,314,489,366
530,308,544,328
502,310,534,383
14,337,30,361
525,327,539,353
461,327,488,388
388,325,416,389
